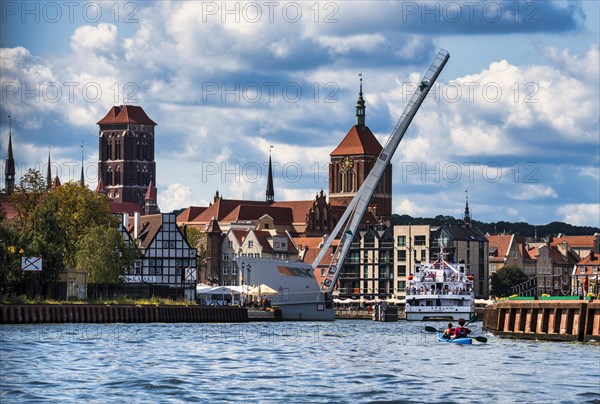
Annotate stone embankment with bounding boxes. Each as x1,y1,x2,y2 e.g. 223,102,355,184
483,300,600,342
0,304,248,324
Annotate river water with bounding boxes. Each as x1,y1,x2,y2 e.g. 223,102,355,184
1,321,599,403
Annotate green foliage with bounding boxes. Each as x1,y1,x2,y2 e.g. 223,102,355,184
183,226,206,259
27,196,66,293
10,169,47,228
490,265,529,297
44,183,116,268
0,219,24,289
75,225,139,284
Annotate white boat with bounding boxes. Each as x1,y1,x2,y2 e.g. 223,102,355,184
405,250,475,321
237,258,335,321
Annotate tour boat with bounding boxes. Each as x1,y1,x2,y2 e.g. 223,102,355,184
405,250,475,321
436,331,472,345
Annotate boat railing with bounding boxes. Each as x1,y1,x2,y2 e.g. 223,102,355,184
406,287,474,296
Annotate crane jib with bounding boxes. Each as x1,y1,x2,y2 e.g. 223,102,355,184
314,49,450,295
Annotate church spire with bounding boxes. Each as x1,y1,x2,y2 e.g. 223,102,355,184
464,190,471,227
46,146,52,191
266,146,274,204
80,142,85,187
4,114,15,194
356,73,366,127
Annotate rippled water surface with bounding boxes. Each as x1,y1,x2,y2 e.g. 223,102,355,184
1,321,599,403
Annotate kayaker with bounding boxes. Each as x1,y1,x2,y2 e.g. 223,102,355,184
441,322,453,339
452,317,471,339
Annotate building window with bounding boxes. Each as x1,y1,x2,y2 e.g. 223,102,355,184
397,281,406,290
281,242,286,248
231,280,237,286
490,264,496,273
248,241,254,248
397,265,406,276
231,267,238,275
397,236,406,247
223,253,230,261
414,236,426,246
274,242,280,248
223,267,229,275
397,250,406,261
228,240,233,248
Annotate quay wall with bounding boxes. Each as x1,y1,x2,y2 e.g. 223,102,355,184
0,304,248,324
483,300,600,342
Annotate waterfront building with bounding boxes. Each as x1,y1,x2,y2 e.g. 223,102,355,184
572,239,600,296
393,224,431,300
551,234,599,260
124,212,198,300
220,221,298,287
527,244,579,296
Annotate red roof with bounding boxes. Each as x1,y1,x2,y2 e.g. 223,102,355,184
272,200,314,223
97,105,157,126
177,206,208,223
551,236,596,249
129,214,163,249
574,252,600,275
109,201,143,215
487,234,514,262
221,204,294,224
330,125,382,156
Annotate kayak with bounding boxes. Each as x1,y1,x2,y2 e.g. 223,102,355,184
436,332,472,345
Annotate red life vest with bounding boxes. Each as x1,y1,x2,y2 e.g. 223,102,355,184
454,326,470,338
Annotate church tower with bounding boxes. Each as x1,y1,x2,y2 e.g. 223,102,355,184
97,105,158,209
328,77,392,217
4,114,15,194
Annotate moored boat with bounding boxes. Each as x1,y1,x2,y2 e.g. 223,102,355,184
405,249,475,321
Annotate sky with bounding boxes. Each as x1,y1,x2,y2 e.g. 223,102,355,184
1,0,599,227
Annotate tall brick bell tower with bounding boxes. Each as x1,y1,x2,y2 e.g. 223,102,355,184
328,78,392,218
97,105,159,213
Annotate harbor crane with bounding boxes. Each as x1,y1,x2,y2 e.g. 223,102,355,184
313,49,450,297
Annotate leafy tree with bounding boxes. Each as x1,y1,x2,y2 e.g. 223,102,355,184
10,169,47,229
490,265,529,297
27,196,66,295
0,219,24,294
42,182,116,268
75,225,138,284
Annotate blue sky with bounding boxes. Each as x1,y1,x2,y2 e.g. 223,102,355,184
1,0,599,227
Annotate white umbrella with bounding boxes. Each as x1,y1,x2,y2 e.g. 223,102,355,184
249,284,278,296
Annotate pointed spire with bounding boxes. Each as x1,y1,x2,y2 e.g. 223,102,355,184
46,146,52,191
80,141,85,187
266,145,274,204
464,190,471,227
144,180,160,215
95,178,107,194
356,73,366,127
4,114,15,194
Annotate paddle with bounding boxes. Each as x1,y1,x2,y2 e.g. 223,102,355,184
465,315,478,326
424,325,487,343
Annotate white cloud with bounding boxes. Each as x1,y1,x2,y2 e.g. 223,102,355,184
510,184,558,200
159,183,205,213
556,204,600,227
316,34,385,55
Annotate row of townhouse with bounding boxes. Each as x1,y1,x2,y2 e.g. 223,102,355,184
488,233,600,296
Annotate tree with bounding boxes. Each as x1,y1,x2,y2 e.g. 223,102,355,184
10,169,47,229
75,225,138,284
490,265,529,297
27,196,66,295
42,183,116,268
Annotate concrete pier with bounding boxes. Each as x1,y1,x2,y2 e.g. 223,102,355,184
483,300,600,342
0,304,248,324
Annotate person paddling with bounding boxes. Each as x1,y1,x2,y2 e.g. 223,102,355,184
452,317,471,339
441,322,453,339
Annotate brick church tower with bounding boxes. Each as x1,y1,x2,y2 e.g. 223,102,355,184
328,78,392,217
97,105,159,211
